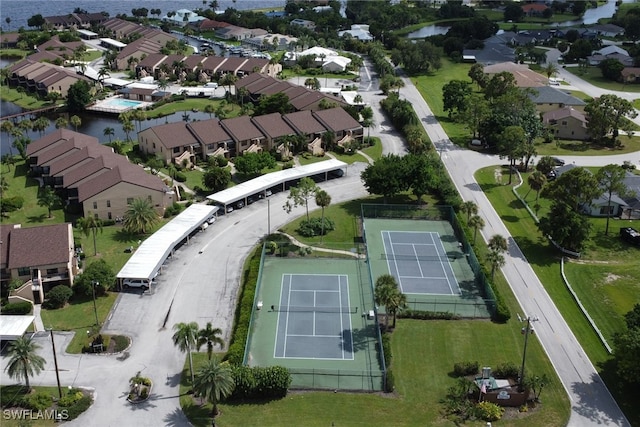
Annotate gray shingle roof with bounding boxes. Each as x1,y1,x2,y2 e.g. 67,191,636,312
528,86,586,106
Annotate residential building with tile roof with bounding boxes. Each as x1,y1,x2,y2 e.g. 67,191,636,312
1,223,76,293
27,130,173,220
542,107,589,141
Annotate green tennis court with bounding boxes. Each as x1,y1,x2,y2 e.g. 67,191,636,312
245,255,385,391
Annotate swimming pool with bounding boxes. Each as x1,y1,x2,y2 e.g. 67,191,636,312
105,98,143,108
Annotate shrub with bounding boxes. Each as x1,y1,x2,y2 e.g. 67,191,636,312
140,388,149,399
297,217,335,237
65,395,92,420
175,172,187,182
385,367,395,392
112,335,130,352
224,246,261,365
475,401,504,421
0,196,24,214
494,362,519,379
381,332,392,367
1,301,33,315
58,391,83,407
398,309,459,320
21,392,53,411
101,219,116,226
229,365,291,400
453,361,479,377
43,285,73,309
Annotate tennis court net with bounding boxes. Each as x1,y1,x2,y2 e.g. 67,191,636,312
381,253,458,262
271,305,358,313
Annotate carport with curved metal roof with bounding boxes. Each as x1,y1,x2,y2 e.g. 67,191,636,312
206,159,347,208
116,204,218,290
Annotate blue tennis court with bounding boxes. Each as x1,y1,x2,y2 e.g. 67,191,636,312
274,274,354,360
382,231,461,295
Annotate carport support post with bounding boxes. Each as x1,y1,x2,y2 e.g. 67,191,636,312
267,199,271,235
49,329,62,398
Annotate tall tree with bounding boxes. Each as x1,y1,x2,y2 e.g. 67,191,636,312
192,357,235,418
442,80,472,119
596,164,628,235
66,80,92,113
77,213,103,256
386,287,407,329
374,274,398,328
538,201,592,252
103,127,115,143
37,186,61,218
527,170,547,201
70,115,82,132
486,249,505,281
3,336,46,390
123,198,158,234
542,167,600,213
460,200,478,223
54,117,68,129
172,322,199,387
543,62,559,81
121,120,135,141
315,189,332,239
498,125,526,184
585,94,637,146
202,167,231,192
468,63,487,89
32,116,49,137
283,177,318,221
361,155,409,203
468,215,485,244
197,323,225,360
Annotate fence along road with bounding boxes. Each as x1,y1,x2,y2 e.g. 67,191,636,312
401,77,631,427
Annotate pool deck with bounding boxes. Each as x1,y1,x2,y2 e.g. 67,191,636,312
86,96,152,114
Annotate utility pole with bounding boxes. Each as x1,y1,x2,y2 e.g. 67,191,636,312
91,281,99,327
49,329,62,398
518,314,538,391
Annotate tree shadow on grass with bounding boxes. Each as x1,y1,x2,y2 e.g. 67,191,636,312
26,213,48,223
512,237,558,267
113,229,145,243
163,407,194,427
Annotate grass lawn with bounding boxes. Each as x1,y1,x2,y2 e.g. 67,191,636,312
0,86,56,110
160,167,205,192
40,292,118,353
144,99,240,119
361,137,383,160
297,153,329,166
411,59,475,146
476,165,640,425
1,385,68,427
563,66,640,93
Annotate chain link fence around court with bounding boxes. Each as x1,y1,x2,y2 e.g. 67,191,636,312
361,204,496,319
288,368,385,392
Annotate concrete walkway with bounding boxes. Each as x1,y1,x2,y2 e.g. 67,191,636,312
276,231,365,259
32,304,45,332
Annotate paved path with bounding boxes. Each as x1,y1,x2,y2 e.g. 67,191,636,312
400,73,632,427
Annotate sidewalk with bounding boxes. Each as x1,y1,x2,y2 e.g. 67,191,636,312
32,304,45,332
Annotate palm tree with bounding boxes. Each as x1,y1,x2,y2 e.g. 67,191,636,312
54,117,68,129
121,120,135,142
487,234,508,253
108,140,126,155
37,186,61,218
387,288,407,329
220,73,238,94
460,200,478,223
5,17,11,32
3,336,46,390
123,198,158,234
70,115,82,132
77,213,103,255
543,62,559,83
527,170,547,202
192,357,235,418
468,215,485,245
103,127,115,143
97,67,110,86
132,109,147,132
236,86,249,108
197,323,225,360
353,94,363,105
32,116,49,137
172,322,199,387
486,249,505,281
374,274,398,328
1,121,15,155
315,189,331,241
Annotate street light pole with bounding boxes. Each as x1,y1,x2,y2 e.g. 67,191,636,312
91,281,99,327
49,329,62,398
518,314,538,391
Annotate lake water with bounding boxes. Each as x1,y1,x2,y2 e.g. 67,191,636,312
0,0,286,31
407,0,633,39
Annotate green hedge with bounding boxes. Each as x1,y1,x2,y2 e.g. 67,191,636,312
224,246,261,365
397,309,460,320
1,301,33,315
229,365,291,400
452,361,479,377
